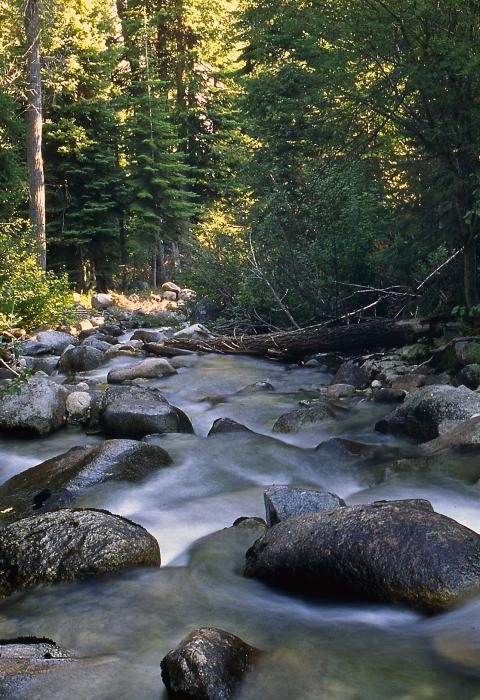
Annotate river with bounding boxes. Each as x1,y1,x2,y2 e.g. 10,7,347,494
0,341,479,699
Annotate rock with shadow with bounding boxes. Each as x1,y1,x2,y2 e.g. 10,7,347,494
161,627,262,700
0,439,172,525
244,500,480,614
0,508,160,598
0,377,67,437
264,485,346,526
100,386,193,439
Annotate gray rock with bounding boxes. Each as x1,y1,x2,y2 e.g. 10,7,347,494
107,358,176,384
375,385,480,440
100,385,193,439
131,330,168,343
0,508,160,598
455,340,480,367
398,343,432,363
66,391,91,422
326,383,355,399
162,282,181,294
23,355,59,375
457,364,480,390
272,402,334,433
59,346,105,374
81,337,112,352
0,439,172,525
244,500,480,614
35,331,78,355
0,378,67,437
425,416,480,452
161,627,261,700
373,387,406,403
174,324,214,341
331,360,372,389
264,485,346,526
91,293,113,311
0,636,70,696
208,418,253,436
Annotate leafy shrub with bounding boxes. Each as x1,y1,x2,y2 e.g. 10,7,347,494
0,220,73,331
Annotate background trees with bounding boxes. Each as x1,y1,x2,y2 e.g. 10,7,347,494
1,0,479,325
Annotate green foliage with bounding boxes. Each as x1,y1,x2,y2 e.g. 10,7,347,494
0,221,73,330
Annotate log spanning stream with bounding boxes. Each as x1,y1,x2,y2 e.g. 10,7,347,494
1,334,480,699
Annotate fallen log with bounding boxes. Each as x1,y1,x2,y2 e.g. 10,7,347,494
163,318,439,360
143,342,195,358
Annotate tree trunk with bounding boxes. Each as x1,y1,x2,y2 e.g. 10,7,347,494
463,233,479,308
163,318,440,360
24,0,46,271
156,238,166,285
171,240,181,271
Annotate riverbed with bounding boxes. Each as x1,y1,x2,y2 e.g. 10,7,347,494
1,343,480,699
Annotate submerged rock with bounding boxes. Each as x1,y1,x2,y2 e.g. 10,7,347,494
244,500,480,613
0,508,160,597
0,439,172,525
264,485,346,526
161,627,261,700
59,346,105,374
0,636,71,697
100,385,193,438
272,402,334,433
107,358,176,384
376,385,480,440
208,418,253,436
0,377,67,437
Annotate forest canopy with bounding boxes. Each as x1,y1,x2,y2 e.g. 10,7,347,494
1,0,480,328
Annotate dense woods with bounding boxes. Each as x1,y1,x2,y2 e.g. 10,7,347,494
1,0,480,328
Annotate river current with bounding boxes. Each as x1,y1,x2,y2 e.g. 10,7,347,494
1,340,480,699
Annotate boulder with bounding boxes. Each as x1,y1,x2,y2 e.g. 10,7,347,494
23,356,59,375
162,291,177,301
161,627,261,700
32,331,78,355
59,346,105,374
391,374,426,393
76,319,94,333
326,383,355,399
425,416,480,452
0,439,172,525
455,340,480,367
457,364,480,390
208,418,253,436
107,358,176,384
66,391,91,422
100,385,193,438
0,378,67,437
272,401,334,433
0,636,70,695
330,360,372,390
373,387,406,403
244,500,480,613
130,330,170,343
80,337,112,352
398,343,432,363
0,508,160,598
91,293,113,311
375,385,480,440
264,485,346,526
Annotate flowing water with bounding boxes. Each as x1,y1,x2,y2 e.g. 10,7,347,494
1,344,480,699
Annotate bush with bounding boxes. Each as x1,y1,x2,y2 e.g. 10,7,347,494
0,220,73,331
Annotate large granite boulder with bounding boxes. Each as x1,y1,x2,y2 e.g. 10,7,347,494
0,439,172,525
0,377,67,437
330,360,372,390
161,627,261,700
100,385,193,438
22,355,59,375
59,346,105,374
35,331,78,355
375,385,480,440
264,485,346,526
0,508,160,598
91,293,113,311
244,500,480,613
272,401,334,433
107,358,176,384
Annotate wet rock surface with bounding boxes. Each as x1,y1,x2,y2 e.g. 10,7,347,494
100,385,193,438
161,627,261,700
272,401,334,433
59,346,105,374
244,500,480,613
0,439,172,525
0,378,67,437
208,418,254,436
107,358,176,383
264,485,346,526
375,385,480,440
0,508,160,597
